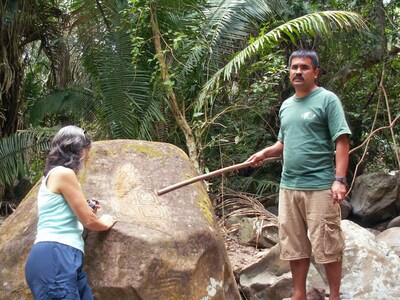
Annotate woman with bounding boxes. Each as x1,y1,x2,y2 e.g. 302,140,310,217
25,125,116,299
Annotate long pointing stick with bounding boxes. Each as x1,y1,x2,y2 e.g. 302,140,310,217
156,156,282,196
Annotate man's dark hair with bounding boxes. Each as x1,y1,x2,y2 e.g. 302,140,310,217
288,50,319,69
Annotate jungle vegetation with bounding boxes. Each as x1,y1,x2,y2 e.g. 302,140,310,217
0,0,399,214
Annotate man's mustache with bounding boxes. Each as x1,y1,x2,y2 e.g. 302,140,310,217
293,75,304,80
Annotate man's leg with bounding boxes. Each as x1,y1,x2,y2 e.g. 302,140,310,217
306,190,344,300
323,260,342,300
278,189,312,300
290,258,310,300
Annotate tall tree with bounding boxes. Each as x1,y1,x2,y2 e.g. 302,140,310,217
0,0,67,198
0,0,68,136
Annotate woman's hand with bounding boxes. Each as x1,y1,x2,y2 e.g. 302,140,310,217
99,214,117,229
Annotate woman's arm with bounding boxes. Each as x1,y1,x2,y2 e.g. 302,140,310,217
46,168,116,231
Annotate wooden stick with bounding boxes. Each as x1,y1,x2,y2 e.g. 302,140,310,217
156,156,282,196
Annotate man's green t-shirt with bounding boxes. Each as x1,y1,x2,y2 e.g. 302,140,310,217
277,87,351,190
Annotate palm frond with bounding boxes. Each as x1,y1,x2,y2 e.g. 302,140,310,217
181,0,284,78
137,100,165,139
204,0,275,47
198,10,368,108
92,29,161,139
0,131,51,187
253,178,280,195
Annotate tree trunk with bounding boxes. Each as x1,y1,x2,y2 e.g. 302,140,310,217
0,41,22,137
149,2,202,174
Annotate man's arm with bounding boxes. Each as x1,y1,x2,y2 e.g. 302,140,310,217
331,134,350,203
246,141,284,167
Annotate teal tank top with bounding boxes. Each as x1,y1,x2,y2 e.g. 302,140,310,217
35,166,85,253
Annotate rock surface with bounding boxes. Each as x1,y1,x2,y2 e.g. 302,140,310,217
338,220,400,299
0,140,240,300
375,227,400,257
387,215,400,229
226,218,400,300
350,172,400,226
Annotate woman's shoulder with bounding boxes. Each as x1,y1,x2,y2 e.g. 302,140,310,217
45,166,77,193
48,166,75,179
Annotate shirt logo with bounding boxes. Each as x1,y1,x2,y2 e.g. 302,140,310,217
301,112,316,120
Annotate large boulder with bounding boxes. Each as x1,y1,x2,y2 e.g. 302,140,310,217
350,172,400,226
237,220,400,299
340,220,400,299
238,245,326,300
0,140,240,300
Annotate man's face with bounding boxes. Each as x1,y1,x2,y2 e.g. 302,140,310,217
289,56,319,91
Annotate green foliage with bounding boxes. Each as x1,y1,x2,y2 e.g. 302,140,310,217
307,1,400,173
2,0,399,203
200,10,368,105
29,88,96,125
28,0,164,140
201,51,286,194
0,131,51,188
27,152,47,185
210,0,400,196
198,8,374,195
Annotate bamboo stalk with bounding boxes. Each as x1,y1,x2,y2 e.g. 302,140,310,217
156,156,282,196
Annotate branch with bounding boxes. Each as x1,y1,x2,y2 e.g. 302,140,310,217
95,0,112,32
347,114,399,197
149,2,201,173
349,114,399,155
328,42,400,87
380,64,400,168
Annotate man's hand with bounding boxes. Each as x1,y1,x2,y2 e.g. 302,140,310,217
246,151,266,168
246,141,284,168
331,181,347,204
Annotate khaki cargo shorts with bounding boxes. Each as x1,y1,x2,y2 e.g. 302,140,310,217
278,189,345,264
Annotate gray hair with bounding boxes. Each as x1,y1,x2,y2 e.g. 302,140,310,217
288,50,319,69
44,125,92,176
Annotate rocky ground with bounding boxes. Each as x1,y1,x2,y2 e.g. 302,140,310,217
224,232,267,276
222,229,329,300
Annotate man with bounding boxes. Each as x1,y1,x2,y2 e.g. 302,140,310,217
247,50,350,300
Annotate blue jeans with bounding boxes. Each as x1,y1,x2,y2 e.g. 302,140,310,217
25,242,93,300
